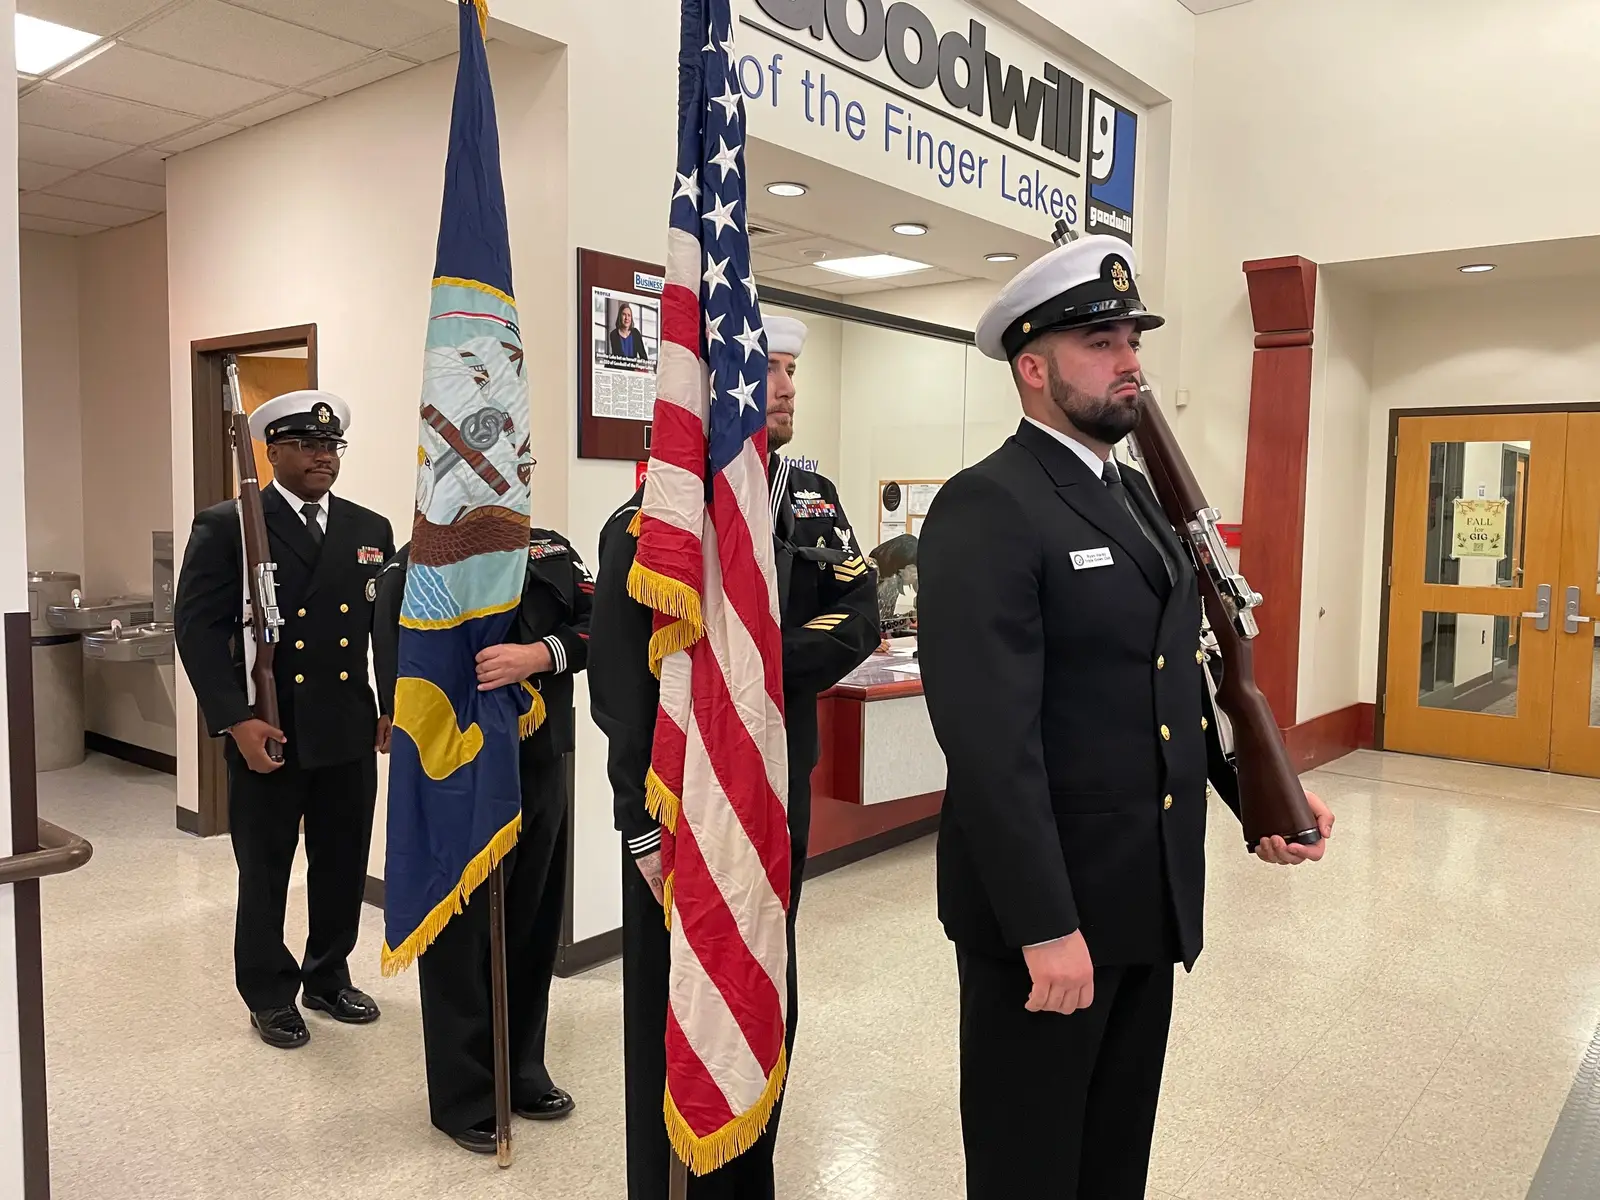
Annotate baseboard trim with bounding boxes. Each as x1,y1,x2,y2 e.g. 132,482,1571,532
1283,703,1376,773
86,731,177,776
554,927,623,978
175,806,200,836
363,875,385,910
805,813,940,880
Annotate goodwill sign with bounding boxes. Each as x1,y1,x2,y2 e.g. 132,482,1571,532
733,0,1141,242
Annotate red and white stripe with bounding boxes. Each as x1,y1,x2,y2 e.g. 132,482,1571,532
633,225,790,1162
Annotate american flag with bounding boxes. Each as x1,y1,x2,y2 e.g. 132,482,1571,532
625,0,791,1176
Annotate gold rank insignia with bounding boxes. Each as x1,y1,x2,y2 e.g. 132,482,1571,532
805,613,848,632
833,555,868,583
1110,260,1131,292
316,403,332,424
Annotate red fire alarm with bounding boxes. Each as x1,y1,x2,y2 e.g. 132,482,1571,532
635,460,649,490
1218,523,1242,548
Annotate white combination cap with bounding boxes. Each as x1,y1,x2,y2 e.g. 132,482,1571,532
975,234,1164,361
765,315,808,359
247,390,353,444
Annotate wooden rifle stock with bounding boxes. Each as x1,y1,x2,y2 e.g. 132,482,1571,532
226,357,285,763
1129,384,1319,850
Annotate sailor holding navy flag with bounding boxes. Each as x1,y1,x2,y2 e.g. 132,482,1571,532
175,389,394,1050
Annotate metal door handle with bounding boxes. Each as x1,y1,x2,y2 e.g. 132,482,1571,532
1565,585,1593,634
1522,583,1552,631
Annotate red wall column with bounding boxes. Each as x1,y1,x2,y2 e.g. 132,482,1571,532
1239,255,1317,729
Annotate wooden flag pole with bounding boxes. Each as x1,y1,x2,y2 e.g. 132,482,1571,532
668,1153,689,1199
488,862,514,1168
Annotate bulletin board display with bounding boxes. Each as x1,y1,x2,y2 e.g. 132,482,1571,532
577,247,665,461
877,478,945,548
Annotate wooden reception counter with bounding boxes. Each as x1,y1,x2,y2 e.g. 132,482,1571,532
806,641,944,877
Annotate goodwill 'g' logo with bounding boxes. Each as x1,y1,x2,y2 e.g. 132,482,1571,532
1087,91,1138,245
1072,552,1086,568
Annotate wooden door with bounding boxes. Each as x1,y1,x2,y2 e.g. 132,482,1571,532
1550,413,1600,775
1383,412,1569,769
232,354,308,490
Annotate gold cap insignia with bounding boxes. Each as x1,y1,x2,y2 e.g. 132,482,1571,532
1110,261,1131,293
1022,321,1031,333
316,404,332,424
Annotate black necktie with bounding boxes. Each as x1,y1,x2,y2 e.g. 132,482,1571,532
1102,458,1176,584
301,502,324,550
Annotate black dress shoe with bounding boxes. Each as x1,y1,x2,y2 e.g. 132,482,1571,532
302,987,381,1024
515,1087,574,1121
250,1005,309,1049
451,1119,498,1154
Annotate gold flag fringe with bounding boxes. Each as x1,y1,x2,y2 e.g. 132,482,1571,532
644,768,681,833
661,869,675,930
627,561,704,675
627,507,643,537
380,812,521,977
467,0,488,39
519,681,547,739
664,1047,788,1177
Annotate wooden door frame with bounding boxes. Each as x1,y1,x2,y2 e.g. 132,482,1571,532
1375,401,1600,751
187,325,317,837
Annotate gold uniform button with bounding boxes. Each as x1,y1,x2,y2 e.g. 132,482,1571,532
1202,717,1209,731
1196,649,1205,664
1156,655,1165,670
298,608,307,618
1160,724,1171,741
340,671,349,681
294,674,304,684
340,638,349,647
340,603,349,613
1163,795,1173,810
294,640,304,650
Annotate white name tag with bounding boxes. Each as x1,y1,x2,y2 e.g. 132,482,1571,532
1071,547,1114,570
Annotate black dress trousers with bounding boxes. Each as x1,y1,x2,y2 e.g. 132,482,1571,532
956,949,1175,1200
417,747,570,1136
227,745,377,1011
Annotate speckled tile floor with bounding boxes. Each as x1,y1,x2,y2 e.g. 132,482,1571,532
32,749,1600,1198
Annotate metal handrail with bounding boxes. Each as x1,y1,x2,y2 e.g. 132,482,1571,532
0,819,93,886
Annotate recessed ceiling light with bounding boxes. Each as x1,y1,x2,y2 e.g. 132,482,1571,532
985,252,1018,263
14,14,101,76
814,254,931,280
1458,263,1496,274
891,222,928,236
802,249,828,260
766,182,807,198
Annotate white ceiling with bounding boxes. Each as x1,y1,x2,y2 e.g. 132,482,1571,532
1326,235,1600,295
746,140,1051,297
1179,0,1255,12
16,0,460,236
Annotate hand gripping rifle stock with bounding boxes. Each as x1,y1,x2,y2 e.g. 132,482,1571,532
226,356,286,764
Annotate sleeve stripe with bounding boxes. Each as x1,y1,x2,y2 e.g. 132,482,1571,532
543,634,567,674
628,829,662,855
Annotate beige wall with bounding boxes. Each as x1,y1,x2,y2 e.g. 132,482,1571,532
80,216,174,754
20,233,85,579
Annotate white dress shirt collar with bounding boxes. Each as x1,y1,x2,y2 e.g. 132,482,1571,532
1023,416,1108,479
272,478,330,532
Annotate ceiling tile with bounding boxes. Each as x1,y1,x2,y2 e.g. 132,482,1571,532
20,192,152,225
391,26,460,64
20,214,107,236
231,90,320,126
303,54,413,99
18,160,76,190
17,123,132,169
125,0,372,87
63,43,277,117
17,0,172,36
46,171,166,211
19,82,195,144
157,122,241,153
226,0,452,51
96,147,168,185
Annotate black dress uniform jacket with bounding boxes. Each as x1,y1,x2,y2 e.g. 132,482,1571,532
918,420,1239,971
176,486,395,767
589,462,877,1200
371,528,592,1137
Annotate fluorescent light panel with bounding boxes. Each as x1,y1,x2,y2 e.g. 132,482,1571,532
813,254,930,280
14,14,101,75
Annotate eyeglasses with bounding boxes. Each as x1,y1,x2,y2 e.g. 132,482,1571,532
279,437,347,457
